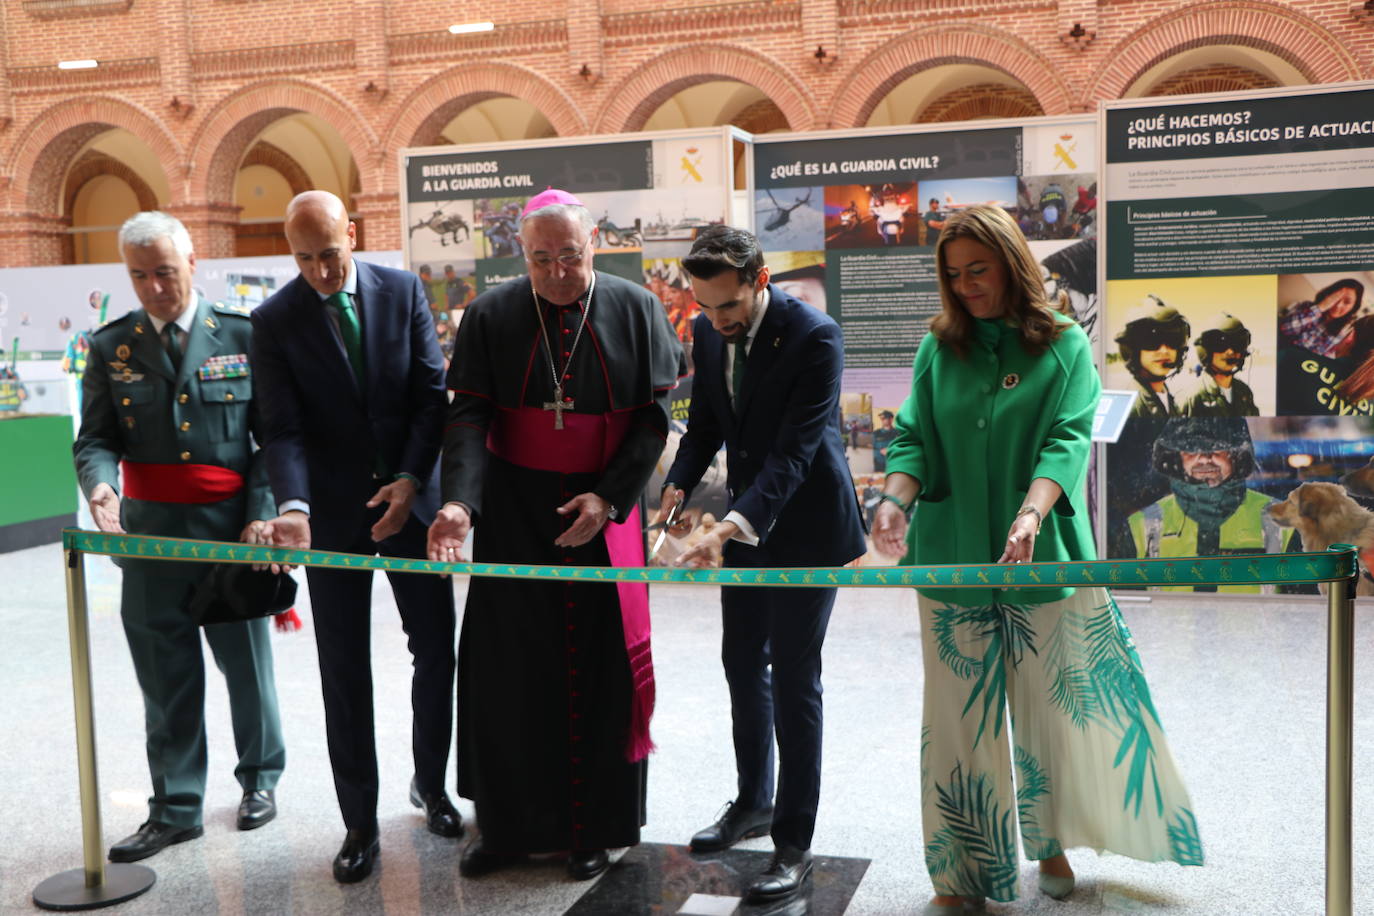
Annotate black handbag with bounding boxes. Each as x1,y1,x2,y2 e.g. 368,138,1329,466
190,563,297,626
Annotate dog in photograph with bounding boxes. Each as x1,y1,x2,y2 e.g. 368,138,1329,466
1267,481,1374,595
1339,456,1374,500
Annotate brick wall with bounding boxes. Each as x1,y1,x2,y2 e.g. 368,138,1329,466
0,0,1369,264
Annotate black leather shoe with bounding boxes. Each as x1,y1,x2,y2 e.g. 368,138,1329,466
409,777,464,838
108,821,204,862
459,839,525,877
567,848,609,880
746,845,814,904
689,800,774,852
236,789,276,831
332,828,380,884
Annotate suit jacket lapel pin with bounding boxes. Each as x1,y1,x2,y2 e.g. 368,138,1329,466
1002,372,1020,389
773,336,781,348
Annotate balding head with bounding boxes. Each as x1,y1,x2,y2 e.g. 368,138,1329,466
285,191,356,297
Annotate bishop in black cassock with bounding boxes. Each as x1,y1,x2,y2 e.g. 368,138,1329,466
428,190,684,879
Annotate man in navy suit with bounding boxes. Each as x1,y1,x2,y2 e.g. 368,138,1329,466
658,225,866,904
250,191,460,884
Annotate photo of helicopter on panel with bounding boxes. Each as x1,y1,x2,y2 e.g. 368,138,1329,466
753,186,823,251
1017,174,1096,241
406,199,477,264
823,183,921,249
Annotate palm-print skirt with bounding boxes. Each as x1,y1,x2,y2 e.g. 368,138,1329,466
917,586,1202,901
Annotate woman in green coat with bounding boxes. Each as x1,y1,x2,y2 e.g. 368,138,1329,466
872,205,1200,914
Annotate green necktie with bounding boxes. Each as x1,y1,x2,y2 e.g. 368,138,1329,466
329,291,365,387
163,325,182,371
731,338,748,407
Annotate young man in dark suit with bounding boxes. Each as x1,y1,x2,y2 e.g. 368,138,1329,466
657,225,866,905
250,191,460,883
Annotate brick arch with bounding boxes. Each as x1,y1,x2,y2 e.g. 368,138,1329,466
6,95,183,215
919,83,1045,122
63,151,159,216
189,79,378,205
1085,1,1363,103
384,64,585,166
828,24,1072,128
241,141,312,196
1147,63,1280,97
731,98,789,134
594,44,815,133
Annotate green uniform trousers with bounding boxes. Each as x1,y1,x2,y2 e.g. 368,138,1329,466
120,567,285,828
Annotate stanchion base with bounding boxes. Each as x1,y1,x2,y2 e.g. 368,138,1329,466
33,864,155,911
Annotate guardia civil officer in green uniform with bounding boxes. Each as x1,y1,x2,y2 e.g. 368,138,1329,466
73,211,285,863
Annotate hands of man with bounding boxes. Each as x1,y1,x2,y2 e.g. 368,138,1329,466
88,483,124,534
871,501,908,558
653,487,694,537
554,492,611,548
675,520,737,569
241,518,273,571
367,476,417,542
264,510,310,574
428,502,471,563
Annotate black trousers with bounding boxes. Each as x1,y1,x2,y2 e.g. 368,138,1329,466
720,582,836,851
306,509,456,831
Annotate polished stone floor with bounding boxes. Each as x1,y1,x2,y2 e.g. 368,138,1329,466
0,539,1371,915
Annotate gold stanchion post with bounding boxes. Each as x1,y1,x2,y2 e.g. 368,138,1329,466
1324,545,1356,916
33,546,155,910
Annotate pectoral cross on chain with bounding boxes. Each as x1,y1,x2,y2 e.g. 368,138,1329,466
543,385,574,430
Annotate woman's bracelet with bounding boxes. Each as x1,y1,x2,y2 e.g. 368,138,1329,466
878,492,914,520
1014,504,1043,533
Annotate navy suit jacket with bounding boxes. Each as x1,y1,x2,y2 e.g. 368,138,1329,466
665,284,866,568
250,260,448,550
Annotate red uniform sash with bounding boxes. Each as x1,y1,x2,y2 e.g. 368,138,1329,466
487,405,655,761
121,461,244,503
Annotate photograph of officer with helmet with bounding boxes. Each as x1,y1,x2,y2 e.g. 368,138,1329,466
1126,417,1290,592
1180,313,1260,417
1106,275,1278,418
1113,295,1191,417
1103,276,1278,562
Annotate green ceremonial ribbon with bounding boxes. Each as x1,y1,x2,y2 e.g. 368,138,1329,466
62,530,1358,590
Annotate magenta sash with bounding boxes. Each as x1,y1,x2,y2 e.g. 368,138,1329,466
487,406,631,474
487,405,655,762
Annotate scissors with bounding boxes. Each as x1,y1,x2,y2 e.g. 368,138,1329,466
648,497,685,556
